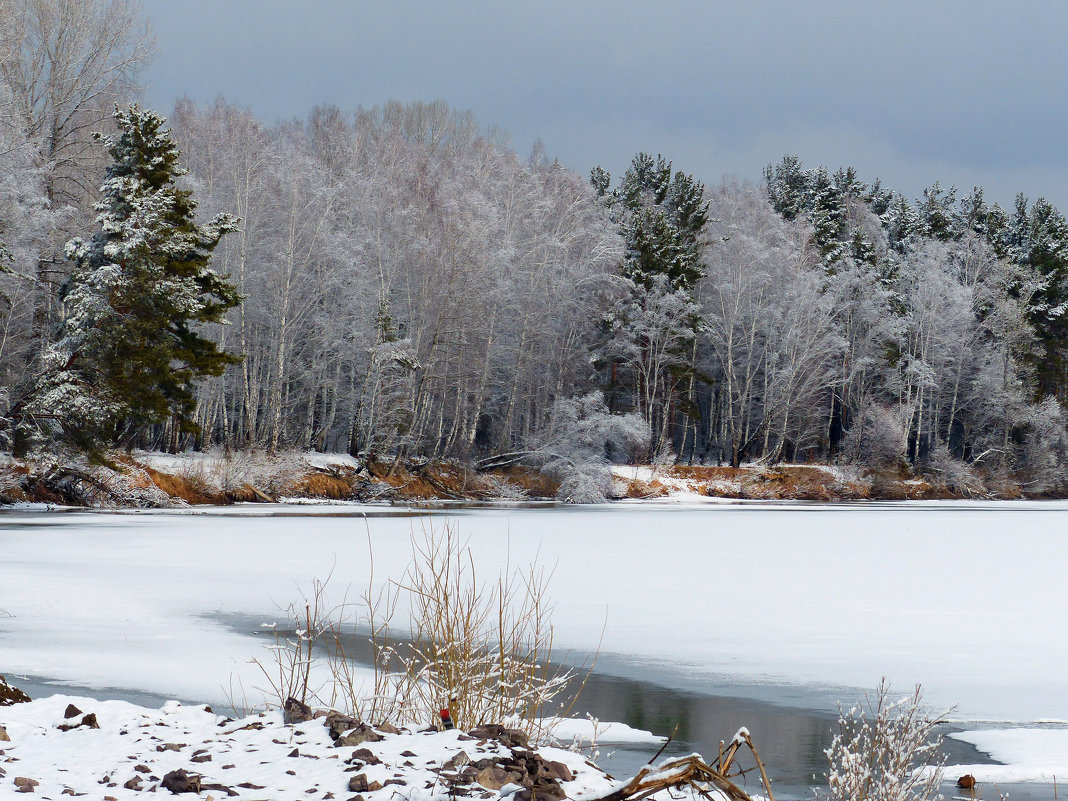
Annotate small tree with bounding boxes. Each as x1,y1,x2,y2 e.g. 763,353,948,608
824,680,947,801
25,105,240,450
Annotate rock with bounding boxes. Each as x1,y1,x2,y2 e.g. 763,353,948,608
0,678,30,707
156,742,186,752
376,722,401,734
202,781,238,797
538,760,574,782
123,777,143,790
325,713,360,740
475,766,522,791
134,765,151,773
0,726,8,742
957,774,977,789
284,696,314,725
14,776,39,793
190,753,212,763
288,749,299,757
63,704,82,719
350,748,381,766
236,782,266,790
443,752,471,770
80,713,99,729
468,725,529,750
161,768,201,794
335,726,383,747
347,774,383,793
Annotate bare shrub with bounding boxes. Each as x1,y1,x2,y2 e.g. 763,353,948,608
923,444,986,497
250,525,580,740
823,679,948,801
841,402,907,469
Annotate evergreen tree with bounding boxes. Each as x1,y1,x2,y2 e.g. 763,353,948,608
763,154,809,221
26,105,241,449
615,153,709,290
917,182,959,241
1023,198,1068,395
809,167,846,267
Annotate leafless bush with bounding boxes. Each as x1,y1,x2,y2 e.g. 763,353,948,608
250,525,581,740
923,444,985,497
823,679,948,801
841,402,907,470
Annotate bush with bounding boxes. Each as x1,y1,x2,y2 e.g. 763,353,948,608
253,525,580,740
823,680,947,801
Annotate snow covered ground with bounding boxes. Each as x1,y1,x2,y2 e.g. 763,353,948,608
2,502,1068,785
0,694,635,800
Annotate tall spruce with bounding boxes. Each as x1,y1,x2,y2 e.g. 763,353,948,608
26,105,240,449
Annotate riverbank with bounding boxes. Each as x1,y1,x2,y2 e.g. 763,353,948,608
0,450,1045,509
0,693,638,801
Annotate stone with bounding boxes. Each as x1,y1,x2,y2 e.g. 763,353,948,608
350,748,381,766
347,774,383,793
161,768,201,794
538,760,573,782
335,727,382,747
80,713,99,729
467,725,528,750
123,777,142,790
134,765,151,773
0,677,30,707
375,722,400,734
475,766,522,791
0,726,8,743
325,713,360,740
957,774,977,789
156,742,186,752
63,704,82,719
284,697,314,725
191,753,212,763
443,752,471,770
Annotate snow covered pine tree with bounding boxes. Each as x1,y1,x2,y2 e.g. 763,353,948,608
21,105,240,451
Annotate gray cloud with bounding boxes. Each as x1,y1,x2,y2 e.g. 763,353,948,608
142,0,1068,208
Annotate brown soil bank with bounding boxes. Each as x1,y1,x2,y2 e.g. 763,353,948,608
614,463,1032,501
0,453,560,508
0,453,1049,508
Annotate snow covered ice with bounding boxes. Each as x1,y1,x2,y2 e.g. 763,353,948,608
3,501,1068,787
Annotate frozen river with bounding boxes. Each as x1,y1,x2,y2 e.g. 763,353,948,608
2,500,1068,795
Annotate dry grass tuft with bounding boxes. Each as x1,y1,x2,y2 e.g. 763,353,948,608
288,471,354,500
141,464,225,505
624,478,669,499
486,465,560,498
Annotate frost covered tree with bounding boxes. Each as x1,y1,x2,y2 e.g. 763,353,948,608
22,105,240,450
0,0,155,353
530,391,647,503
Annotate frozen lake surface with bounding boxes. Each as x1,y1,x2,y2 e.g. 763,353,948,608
2,500,1068,794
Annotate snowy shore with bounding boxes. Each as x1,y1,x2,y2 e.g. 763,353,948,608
0,695,635,800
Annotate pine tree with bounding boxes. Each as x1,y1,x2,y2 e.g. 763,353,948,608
809,167,846,267
616,153,709,291
26,105,241,449
763,155,808,221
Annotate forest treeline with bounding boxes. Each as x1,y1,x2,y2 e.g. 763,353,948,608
2,0,1068,499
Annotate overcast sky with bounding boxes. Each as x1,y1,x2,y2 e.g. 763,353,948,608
143,1,1068,209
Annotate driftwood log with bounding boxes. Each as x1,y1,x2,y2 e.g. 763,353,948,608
590,729,775,801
